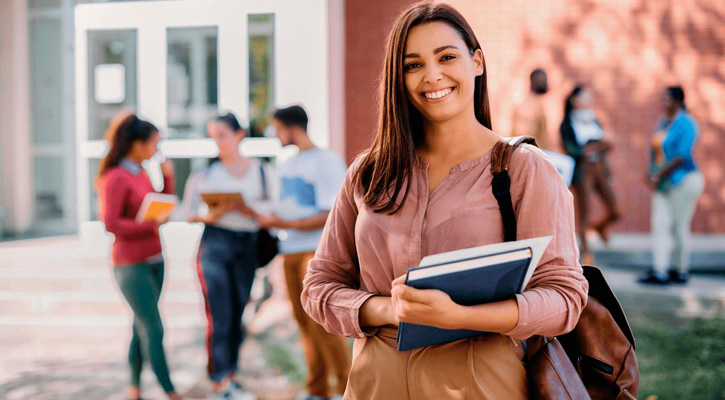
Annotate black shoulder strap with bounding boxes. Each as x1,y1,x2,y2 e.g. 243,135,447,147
491,136,538,242
259,161,269,200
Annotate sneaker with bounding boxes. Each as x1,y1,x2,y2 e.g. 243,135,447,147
229,381,257,400
210,390,232,400
637,269,669,285
668,269,690,284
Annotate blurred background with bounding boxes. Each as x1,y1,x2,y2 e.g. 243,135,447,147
0,0,723,399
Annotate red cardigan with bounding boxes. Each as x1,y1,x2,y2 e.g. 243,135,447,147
98,164,175,266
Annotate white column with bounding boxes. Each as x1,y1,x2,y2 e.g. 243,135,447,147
62,0,78,231
0,0,34,234
327,0,346,158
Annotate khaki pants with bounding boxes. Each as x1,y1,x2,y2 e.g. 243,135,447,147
284,252,351,398
652,171,705,274
345,327,528,400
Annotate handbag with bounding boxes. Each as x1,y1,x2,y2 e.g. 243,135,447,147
257,163,279,268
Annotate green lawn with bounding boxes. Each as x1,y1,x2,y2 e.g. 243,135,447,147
617,291,725,400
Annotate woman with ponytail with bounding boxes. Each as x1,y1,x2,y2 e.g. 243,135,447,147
97,112,181,400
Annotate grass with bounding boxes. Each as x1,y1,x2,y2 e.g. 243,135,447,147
617,291,725,400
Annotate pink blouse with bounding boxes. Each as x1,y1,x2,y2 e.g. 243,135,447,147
301,144,588,340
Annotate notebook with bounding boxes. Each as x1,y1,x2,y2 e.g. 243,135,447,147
200,192,246,209
135,193,178,223
396,236,552,351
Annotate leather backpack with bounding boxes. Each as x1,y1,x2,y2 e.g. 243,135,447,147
491,137,640,400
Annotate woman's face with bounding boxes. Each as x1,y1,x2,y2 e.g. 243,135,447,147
132,131,161,161
208,120,244,159
661,90,677,114
572,89,591,109
403,21,483,124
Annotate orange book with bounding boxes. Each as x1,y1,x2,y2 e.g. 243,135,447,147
136,193,178,223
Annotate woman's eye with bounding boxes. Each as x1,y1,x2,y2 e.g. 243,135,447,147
441,54,457,62
404,62,421,71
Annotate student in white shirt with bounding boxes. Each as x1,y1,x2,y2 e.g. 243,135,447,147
257,105,349,400
181,113,274,400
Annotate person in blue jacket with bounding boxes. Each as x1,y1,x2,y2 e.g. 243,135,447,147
639,86,704,285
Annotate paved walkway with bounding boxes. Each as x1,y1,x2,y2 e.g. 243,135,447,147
0,233,722,399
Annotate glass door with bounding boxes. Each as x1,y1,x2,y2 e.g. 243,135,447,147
74,0,332,229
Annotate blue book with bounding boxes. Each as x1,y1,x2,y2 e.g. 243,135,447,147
396,236,551,351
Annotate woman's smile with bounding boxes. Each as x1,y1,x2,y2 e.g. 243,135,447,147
422,86,456,102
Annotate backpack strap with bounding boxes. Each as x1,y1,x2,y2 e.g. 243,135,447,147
491,136,538,242
259,160,269,201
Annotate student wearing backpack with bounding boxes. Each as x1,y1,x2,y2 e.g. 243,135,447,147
181,113,275,400
299,3,588,398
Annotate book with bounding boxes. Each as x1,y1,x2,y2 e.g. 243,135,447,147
396,236,552,351
135,193,178,223
200,192,246,209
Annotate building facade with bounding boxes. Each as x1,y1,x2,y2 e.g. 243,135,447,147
1,0,723,238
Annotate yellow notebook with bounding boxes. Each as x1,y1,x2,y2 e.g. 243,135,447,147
136,193,178,223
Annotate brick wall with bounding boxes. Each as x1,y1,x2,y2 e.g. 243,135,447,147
344,0,725,233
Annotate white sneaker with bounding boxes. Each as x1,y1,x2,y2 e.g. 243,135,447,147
229,381,257,400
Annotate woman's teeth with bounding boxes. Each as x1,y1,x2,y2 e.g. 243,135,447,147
424,88,453,100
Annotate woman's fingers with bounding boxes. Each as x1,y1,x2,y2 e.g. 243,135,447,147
391,274,407,287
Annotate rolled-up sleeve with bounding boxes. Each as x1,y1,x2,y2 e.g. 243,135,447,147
505,145,589,340
301,160,375,338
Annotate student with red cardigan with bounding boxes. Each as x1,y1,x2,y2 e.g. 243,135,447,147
97,112,182,400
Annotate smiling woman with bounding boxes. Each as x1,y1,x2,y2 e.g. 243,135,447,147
301,2,587,399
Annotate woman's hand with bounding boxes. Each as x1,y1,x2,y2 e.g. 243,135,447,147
160,160,175,177
191,200,234,224
257,213,289,229
647,173,661,190
359,296,398,328
390,275,462,330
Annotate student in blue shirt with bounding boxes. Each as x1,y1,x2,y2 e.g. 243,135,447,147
640,86,705,285
257,105,350,400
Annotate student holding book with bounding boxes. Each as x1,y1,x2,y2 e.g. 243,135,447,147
181,113,273,400
300,3,588,399
96,112,181,400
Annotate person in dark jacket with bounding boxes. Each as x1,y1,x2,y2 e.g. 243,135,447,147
560,86,620,263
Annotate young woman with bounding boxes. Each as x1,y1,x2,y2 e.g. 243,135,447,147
560,86,620,262
181,113,274,400
301,3,588,399
96,112,181,400
639,86,704,285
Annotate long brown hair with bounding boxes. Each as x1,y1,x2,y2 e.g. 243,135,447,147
352,2,491,214
96,112,158,182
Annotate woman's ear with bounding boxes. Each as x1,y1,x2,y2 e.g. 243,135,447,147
473,49,484,77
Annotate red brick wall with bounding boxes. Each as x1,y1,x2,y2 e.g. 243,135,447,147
344,0,725,233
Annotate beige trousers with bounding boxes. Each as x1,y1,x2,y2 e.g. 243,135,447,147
652,171,705,274
344,327,528,400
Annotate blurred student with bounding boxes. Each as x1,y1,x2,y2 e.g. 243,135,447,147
560,86,620,263
512,68,551,150
97,112,181,400
181,113,274,400
639,86,704,285
257,105,350,400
